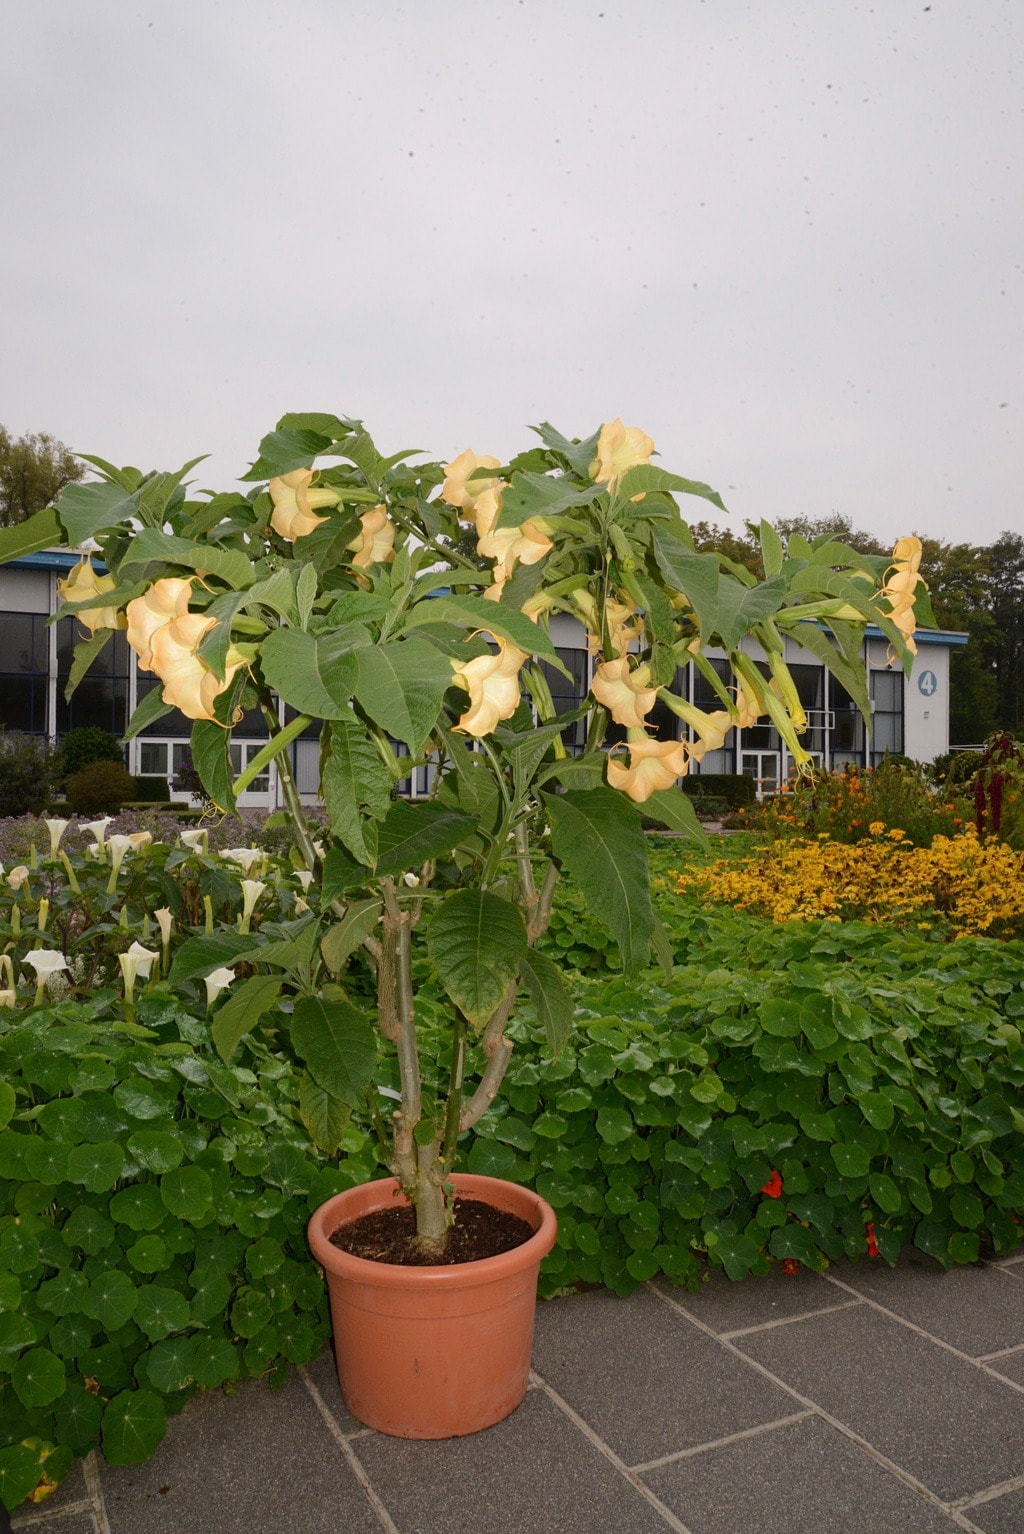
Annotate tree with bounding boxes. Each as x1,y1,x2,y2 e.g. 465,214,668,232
0,425,84,527
985,533,1024,736
918,538,1000,746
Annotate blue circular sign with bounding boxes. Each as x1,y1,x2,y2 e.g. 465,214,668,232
918,670,938,697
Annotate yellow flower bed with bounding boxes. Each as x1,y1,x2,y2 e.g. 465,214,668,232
674,830,1024,938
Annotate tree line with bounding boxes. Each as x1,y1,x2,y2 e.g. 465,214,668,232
1,425,1018,747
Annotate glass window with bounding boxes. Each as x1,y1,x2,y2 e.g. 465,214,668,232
138,742,168,776
137,676,193,738
829,673,865,764
0,612,49,735
55,618,131,736
869,669,904,763
538,647,589,754
0,676,47,734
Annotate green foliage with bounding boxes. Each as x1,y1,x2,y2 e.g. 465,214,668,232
494,902,1024,1298
748,757,966,847
681,774,758,809
52,728,125,784
0,425,84,529
0,732,57,818
130,779,172,804
65,761,137,816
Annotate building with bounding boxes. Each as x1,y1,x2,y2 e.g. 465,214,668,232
0,551,968,808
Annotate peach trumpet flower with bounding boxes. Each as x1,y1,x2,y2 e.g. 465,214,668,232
589,419,655,493
590,658,658,729
450,634,529,737
125,578,194,670
606,736,689,803
56,556,126,635
268,469,340,542
347,505,396,571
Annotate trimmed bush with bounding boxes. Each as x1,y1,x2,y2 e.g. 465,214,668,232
52,728,124,784
131,777,172,804
682,773,757,809
66,761,137,816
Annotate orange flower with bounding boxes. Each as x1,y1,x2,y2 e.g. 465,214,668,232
606,737,688,802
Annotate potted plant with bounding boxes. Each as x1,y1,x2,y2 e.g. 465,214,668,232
0,412,923,1437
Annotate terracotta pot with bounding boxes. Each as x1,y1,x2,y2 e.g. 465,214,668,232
307,1172,557,1439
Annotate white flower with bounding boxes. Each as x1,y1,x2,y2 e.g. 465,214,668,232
403,872,421,888
81,816,113,847
220,847,263,876
296,870,314,892
44,818,70,857
128,832,153,852
239,879,266,932
0,955,15,1007
7,866,30,892
119,942,159,1000
107,834,134,876
154,908,173,947
204,966,237,1007
23,949,70,979
180,829,209,853
294,897,310,915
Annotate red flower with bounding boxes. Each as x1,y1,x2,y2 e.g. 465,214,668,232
865,1222,879,1258
781,1258,800,1276
761,1170,784,1199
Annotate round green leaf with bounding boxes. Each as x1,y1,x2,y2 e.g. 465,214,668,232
83,1270,138,1331
0,1444,43,1514
127,1130,184,1175
189,1271,232,1325
23,1137,70,1185
830,1143,872,1180
114,1078,177,1121
246,1238,285,1281
467,1139,518,1179
799,1111,837,1142
62,1205,116,1255
144,1336,198,1394
48,1313,96,1359
868,1174,903,1214
0,1272,20,1313
0,1081,16,1132
37,1269,88,1317
12,1347,66,1408
67,1140,125,1194
101,1390,167,1465
0,1313,37,1356
859,1092,895,1132
231,1287,272,1338
135,1285,191,1342
596,1105,633,1145
127,1236,169,1274
950,1189,985,1230
626,1250,659,1282
948,1231,981,1264
110,1183,166,1231
51,1382,104,1454
192,1336,241,1388
160,1165,214,1222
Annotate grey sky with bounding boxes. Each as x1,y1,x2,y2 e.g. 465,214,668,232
3,1,1021,547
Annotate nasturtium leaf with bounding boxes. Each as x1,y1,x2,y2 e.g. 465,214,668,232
868,1174,903,1214
127,1236,169,1274
191,1336,241,1389
291,997,377,1106
0,1272,20,1312
66,1139,125,1194
37,1269,88,1317
12,1346,66,1409
109,1184,166,1232
830,1143,872,1180
160,1165,214,1223
101,1390,168,1466
768,1225,823,1267
23,1137,70,1185
859,1092,895,1132
427,889,527,1027
189,1272,233,1325
231,1287,273,1338
62,1205,115,1255
543,787,654,973
596,1105,633,1145
0,1444,44,1514
0,1223,40,1274
0,1313,37,1356
949,1189,985,1229
134,1285,191,1341
51,1381,104,1454
0,1081,16,1131
83,1270,138,1332
948,1231,981,1264
799,1112,836,1142
467,1139,519,1179
114,1078,176,1121
127,1130,184,1175
712,1230,760,1282
144,1336,197,1394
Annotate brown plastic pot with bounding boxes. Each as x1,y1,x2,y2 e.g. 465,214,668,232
307,1172,557,1439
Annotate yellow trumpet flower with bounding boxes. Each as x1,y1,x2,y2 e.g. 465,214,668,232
590,658,658,729
347,505,396,571
881,535,924,655
268,468,340,542
439,450,503,519
607,735,688,802
125,577,194,669
148,614,246,722
450,634,528,737
658,694,734,759
588,419,655,493
56,556,126,634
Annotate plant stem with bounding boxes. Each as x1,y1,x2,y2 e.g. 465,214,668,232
259,702,320,873
441,1010,467,1169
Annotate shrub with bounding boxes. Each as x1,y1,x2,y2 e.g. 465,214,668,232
929,749,982,790
131,777,172,804
65,761,137,816
682,773,757,809
972,733,1024,849
0,731,56,817
51,728,124,785
746,758,965,847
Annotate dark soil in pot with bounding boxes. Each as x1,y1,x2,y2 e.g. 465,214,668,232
328,1196,534,1266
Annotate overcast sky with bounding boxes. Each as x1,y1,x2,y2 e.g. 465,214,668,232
3,1,1021,547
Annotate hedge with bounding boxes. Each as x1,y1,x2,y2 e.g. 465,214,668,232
681,773,757,808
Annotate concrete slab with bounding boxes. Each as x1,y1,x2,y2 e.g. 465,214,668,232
656,1264,839,1337
533,1287,794,1466
11,1516,95,1533
737,1303,1024,1501
830,1252,1024,1358
643,1414,959,1533
353,1386,671,1534
301,1344,373,1435
99,1371,379,1534
968,1485,1024,1534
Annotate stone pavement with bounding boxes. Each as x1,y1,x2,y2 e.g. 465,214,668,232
12,1248,1024,1534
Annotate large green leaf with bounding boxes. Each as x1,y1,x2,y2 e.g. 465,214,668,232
353,637,454,752
290,996,377,1105
649,530,721,639
298,1076,352,1154
0,504,64,562
519,949,573,1056
190,719,236,813
715,574,787,650
495,471,599,528
321,715,392,865
375,801,477,878
101,1390,167,1466
542,786,654,973
427,890,527,1027
167,933,255,986
614,464,727,512
241,425,334,480
211,974,283,1063
118,528,255,590
259,627,365,718
57,481,138,544
321,898,382,973
123,682,173,740
404,595,557,663
642,787,707,844
63,629,111,702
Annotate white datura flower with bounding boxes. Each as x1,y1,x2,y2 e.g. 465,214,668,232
119,941,159,1000
450,634,528,738
107,834,134,876
268,468,340,542
606,737,689,803
7,866,30,892
0,954,16,1006
56,555,126,635
154,908,174,947
296,870,314,892
204,966,237,1006
180,829,209,853
239,879,266,931
128,832,153,852
220,847,264,876
588,419,655,494
81,816,113,847
44,818,70,857
23,949,70,980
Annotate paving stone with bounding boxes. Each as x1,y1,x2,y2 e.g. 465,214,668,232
655,1263,838,1336
830,1253,1024,1358
353,1386,669,1534
302,1343,372,1434
11,1515,94,1533
968,1485,1024,1533
643,1414,959,1533
984,1349,1024,1389
736,1303,1024,1501
99,1370,379,1534
532,1287,794,1466
12,1458,91,1523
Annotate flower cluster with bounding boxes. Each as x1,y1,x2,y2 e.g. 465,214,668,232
746,760,965,847
674,829,1024,938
